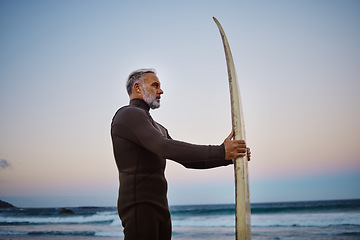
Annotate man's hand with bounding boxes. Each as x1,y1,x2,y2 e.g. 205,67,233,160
223,131,251,161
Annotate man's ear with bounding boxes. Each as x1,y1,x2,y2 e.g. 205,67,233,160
134,82,142,94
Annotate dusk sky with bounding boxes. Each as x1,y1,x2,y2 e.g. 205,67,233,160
1,0,359,208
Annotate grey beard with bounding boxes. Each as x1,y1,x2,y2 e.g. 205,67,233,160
147,98,160,109
143,90,160,109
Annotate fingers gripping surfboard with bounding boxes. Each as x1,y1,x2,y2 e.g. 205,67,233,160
213,17,251,239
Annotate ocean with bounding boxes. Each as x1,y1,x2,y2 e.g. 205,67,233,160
0,199,359,240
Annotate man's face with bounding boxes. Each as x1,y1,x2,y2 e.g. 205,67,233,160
142,73,164,109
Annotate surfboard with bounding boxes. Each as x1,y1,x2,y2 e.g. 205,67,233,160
213,17,251,239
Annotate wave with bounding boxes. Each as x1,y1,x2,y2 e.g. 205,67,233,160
337,231,360,237
28,231,96,236
0,210,118,225
170,200,360,228
251,211,360,227
170,204,235,216
251,199,360,214
169,199,360,216
1,199,359,228
0,230,123,237
172,212,360,228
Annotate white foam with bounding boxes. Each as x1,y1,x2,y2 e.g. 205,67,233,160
0,211,119,225
95,230,123,237
251,212,360,227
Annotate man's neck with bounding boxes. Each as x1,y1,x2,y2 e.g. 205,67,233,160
130,98,150,111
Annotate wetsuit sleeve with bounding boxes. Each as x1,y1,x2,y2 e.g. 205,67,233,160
178,158,233,169
112,107,225,163
165,131,233,169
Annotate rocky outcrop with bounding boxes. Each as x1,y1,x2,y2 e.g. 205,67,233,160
58,208,75,214
0,200,15,208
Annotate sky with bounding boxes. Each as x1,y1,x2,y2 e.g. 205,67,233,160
0,0,359,208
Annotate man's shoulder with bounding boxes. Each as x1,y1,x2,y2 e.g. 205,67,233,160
112,105,148,124
118,104,148,115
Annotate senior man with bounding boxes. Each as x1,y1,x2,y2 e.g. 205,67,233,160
111,69,250,240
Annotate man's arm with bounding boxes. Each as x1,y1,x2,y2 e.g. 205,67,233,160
179,158,233,169
113,107,248,163
177,132,251,169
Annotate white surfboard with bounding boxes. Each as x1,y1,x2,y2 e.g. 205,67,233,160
213,17,251,240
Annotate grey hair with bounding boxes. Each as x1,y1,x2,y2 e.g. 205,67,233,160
126,68,156,96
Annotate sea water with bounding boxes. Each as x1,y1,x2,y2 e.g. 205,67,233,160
0,199,359,239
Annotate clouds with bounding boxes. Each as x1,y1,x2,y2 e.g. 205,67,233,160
0,159,11,170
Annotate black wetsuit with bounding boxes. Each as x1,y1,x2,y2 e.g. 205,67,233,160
111,99,232,240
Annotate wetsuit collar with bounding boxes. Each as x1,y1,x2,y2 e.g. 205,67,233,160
130,98,150,112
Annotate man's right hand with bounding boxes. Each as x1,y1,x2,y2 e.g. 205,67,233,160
223,131,248,160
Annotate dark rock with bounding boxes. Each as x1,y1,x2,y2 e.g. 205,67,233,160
59,208,75,214
0,200,15,208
